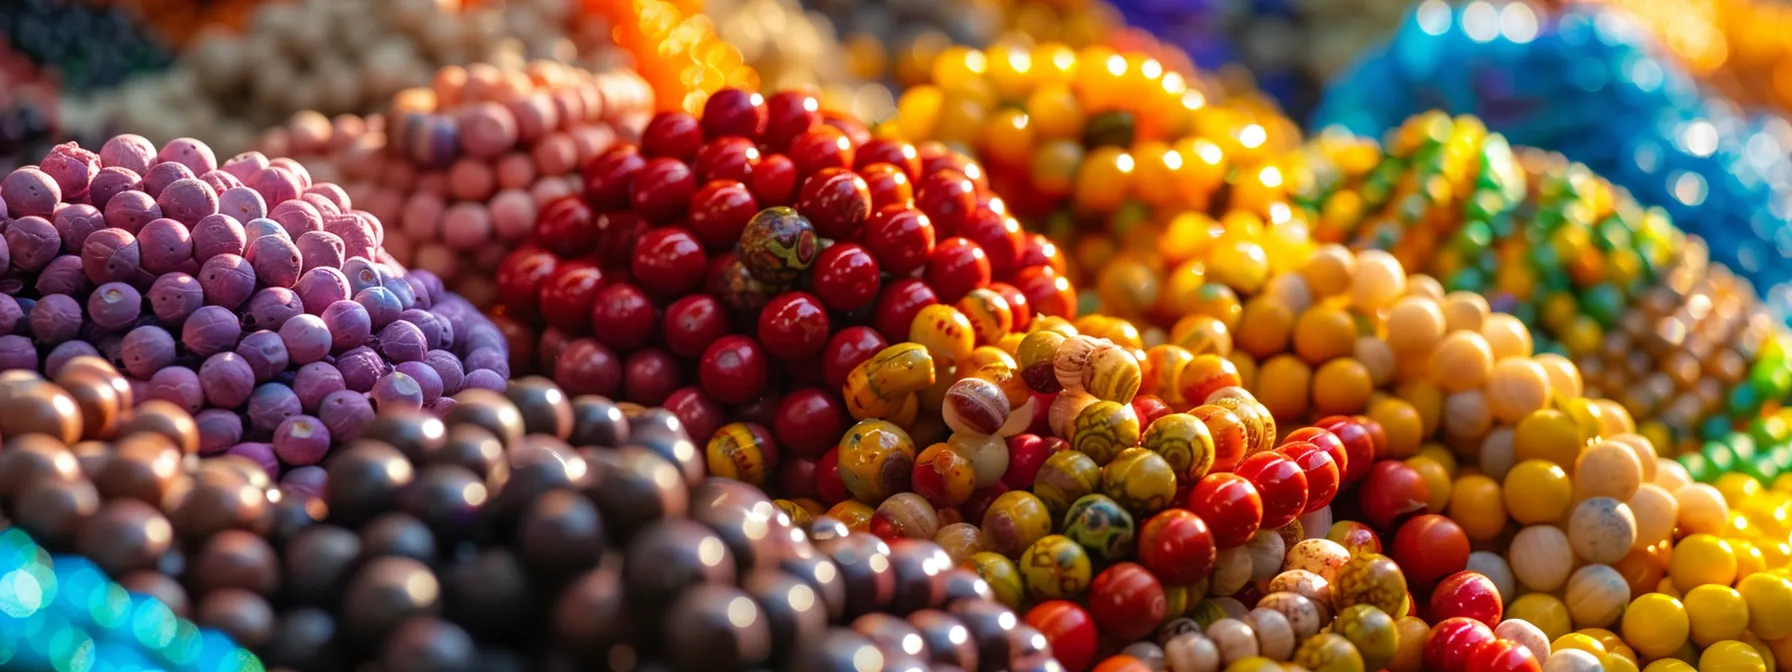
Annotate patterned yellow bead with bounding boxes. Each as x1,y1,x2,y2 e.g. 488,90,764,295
1029,315,1078,337
1101,447,1178,514
774,499,816,528
1171,314,1234,356
968,359,1030,409
842,343,936,419
1082,342,1143,403
706,422,776,486
910,304,976,364
958,288,1015,346
1020,534,1094,601
827,500,875,532
1208,395,1276,457
1142,345,1195,405
837,419,918,504
966,551,1027,610
1142,412,1215,484
1073,400,1142,466
1294,633,1366,672
1034,450,1102,517
1017,330,1070,393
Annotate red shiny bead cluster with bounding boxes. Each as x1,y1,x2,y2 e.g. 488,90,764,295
492,87,1079,448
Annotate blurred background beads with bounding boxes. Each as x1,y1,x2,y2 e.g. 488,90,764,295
1315,0,1792,326
0,0,174,94
703,0,898,122
1596,0,1792,115
584,0,760,114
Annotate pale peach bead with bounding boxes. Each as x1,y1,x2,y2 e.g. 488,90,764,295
529,175,575,205
1385,295,1446,354
570,123,618,164
488,189,537,241
1673,483,1728,535
1534,353,1584,399
440,201,492,249
1300,244,1354,297
1406,274,1445,300
1482,313,1534,360
1350,249,1406,311
447,158,496,202
1487,358,1550,424
1654,458,1692,491
1441,291,1490,334
1429,331,1494,393
1628,483,1678,549
532,132,579,176
495,152,537,190
400,192,446,240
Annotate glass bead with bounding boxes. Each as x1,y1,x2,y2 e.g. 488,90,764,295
1142,412,1216,484
836,419,918,504
1033,449,1102,519
1061,494,1136,561
1083,343,1143,404
912,442,978,508
705,421,778,487
1101,447,1178,515
1191,404,1248,473
1020,533,1094,601
965,551,1027,610
1332,553,1409,619
1072,400,1142,467
982,490,1053,557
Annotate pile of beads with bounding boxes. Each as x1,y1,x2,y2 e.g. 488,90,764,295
0,0,174,95
493,86,1079,450
1598,0,1792,115
703,0,900,123
0,133,507,472
585,0,760,114
252,59,654,308
1313,1,1792,322
0,359,259,669
58,0,614,157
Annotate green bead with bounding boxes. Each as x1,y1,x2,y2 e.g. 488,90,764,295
1679,452,1714,483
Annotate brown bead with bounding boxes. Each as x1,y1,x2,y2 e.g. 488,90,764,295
0,434,80,500
118,400,200,455
0,381,82,446
96,433,183,505
55,369,125,440
342,556,443,645
196,588,275,649
361,409,448,463
569,395,629,447
76,498,174,575
442,389,525,448
12,478,100,550
505,375,574,439
433,424,509,490
323,441,416,528
551,565,626,658
170,465,270,541
192,529,280,597
380,617,478,672
118,570,191,618
54,356,133,409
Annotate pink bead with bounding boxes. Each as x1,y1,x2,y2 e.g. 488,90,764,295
400,192,447,240
448,158,496,202
488,189,537,241
441,203,492,249
533,132,579,176
495,153,536,189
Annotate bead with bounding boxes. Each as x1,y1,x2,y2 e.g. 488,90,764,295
1564,565,1629,630
706,422,779,487
1187,473,1263,549
738,206,819,285
836,419,918,504
1020,534,1094,601
1089,563,1167,642
1033,450,1101,518
1391,514,1470,586
842,343,935,420
1234,453,1309,530
1018,330,1071,393
870,492,943,541
1191,405,1248,473
1293,633,1365,672
943,378,1012,437
1028,601,1099,672
947,432,1010,490
912,442,977,508
957,288,1015,346
966,551,1027,610
981,490,1052,556
1055,335,1106,394
1071,400,1141,467
1566,497,1638,565
909,304,976,364
1620,593,1689,660
1333,553,1409,618
1100,448,1178,515
1062,494,1136,562
1333,605,1399,670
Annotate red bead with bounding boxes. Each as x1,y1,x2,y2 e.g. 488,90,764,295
822,326,887,392
1356,414,1389,459
787,126,855,178
491,313,535,376
821,112,870,148
854,139,922,182
730,391,783,429
795,167,873,240
870,278,940,344
915,169,978,236
641,112,704,161
556,338,622,397
693,137,761,185
862,206,936,276
925,237,992,304
1468,639,1539,672
959,483,1009,524
1431,571,1504,627
1329,521,1382,555
1018,234,1069,276
630,226,707,298
1233,452,1309,530
1358,460,1430,531
811,243,881,312
624,348,681,407
662,294,730,359
773,388,848,458
688,180,759,251
815,448,848,504
763,91,821,153
1136,508,1217,585
1131,396,1172,434
957,209,1025,278
1315,416,1377,486
858,163,915,211
535,197,597,258
1425,617,1496,672
1186,473,1263,548
495,246,557,320
1277,440,1341,514
1011,266,1075,319
989,282,1031,329
757,291,831,360
1086,563,1166,642
1282,427,1349,491
583,145,646,209
593,211,648,270
749,154,799,207
1026,601,1098,672
1002,434,1055,491
630,157,696,223
1393,514,1471,587
664,386,726,443
777,455,820,500
588,283,656,351
699,335,770,405
701,88,767,141
538,261,605,333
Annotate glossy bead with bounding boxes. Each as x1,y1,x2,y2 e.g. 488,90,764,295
1188,473,1263,548
1191,405,1248,473
836,420,918,504
1234,452,1309,530
812,243,881,312
739,206,819,285
926,237,992,304
1334,552,1409,619
1020,534,1094,601
1141,413,1215,485
699,335,769,405
1088,563,1167,642
1100,447,1177,515
912,442,977,509
1027,601,1098,672
1137,508,1217,586
1061,494,1136,561
1392,515,1470,586
1280,440,1343,514
982,490,1053,557
870,493,942,541
966,552,1027,610
1424,618,1495,672
796,167,872,240
1432,571,1505,626
758,291,830,360
944,378,1011,436
705,422,779,487
1033,450,1101,518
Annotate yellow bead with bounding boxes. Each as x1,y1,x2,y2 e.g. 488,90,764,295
1671,534,1739,592
1699,640,1767,672
1514,409,1586,467
1505,459,1574,525
1552,633,1607,657
1510,593,1574,641
1738,574,1792,640
1620,593,1690,660
1718,473,1767,509
1449,474,1507,542
1685,584,1751,648
1405,456,1452,514
1026,83,1085,139
910,304,976,364
1642,661,1695,672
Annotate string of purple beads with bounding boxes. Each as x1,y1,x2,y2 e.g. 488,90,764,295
0,134,508,489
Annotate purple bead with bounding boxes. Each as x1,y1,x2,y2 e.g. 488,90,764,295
408,269,445,305
464,324,505,354
0,296,21,335
227,442,280,480
243,218,289,246
102,190,161,234
300,193,340,217
88,167,140,212
280,465,327,500
141,162,195,199
1,167,60,218
39,142,99,201
29,294,83,344
182,305,243,356
273,415,331,466
52,204,105,255
321,300,372,353
304,183,351,212
354,287,401,330
196,409,245,456
428,397,457,415
0,335,38,371
294,267,351,315
246,235,303,289
147,365,204,413
398,310,442,350
433,312,456,352
121,326,177,378
88,282,142,330
44,340,99,378
100,134,157,175
138,218,194,274
326,214,377,261
247,166,301,206
218,186,266,223
199,352,257,409
378,320,428,364
247,382,302,433
198,254,255,309
293,231,345,274
235,329,289,382
317,389,375,443
292,361,345,413
465,348,509,379
81,228,140,285
371,372,425,412
269,200,322,239
37,255,91,297
356,211,384,249
244,287,303,331
340,258,383,297
156,138,218,175
462,369,506,393
6,215,63,272
278,314,331,365
403,275,433,310
156,178,219,226
191,213,246,263
394,361,443,403
148,273,203,326
270,158,311,188
222,152,269,182
197,169,242,195
423,349,465,395
336,346,386,392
